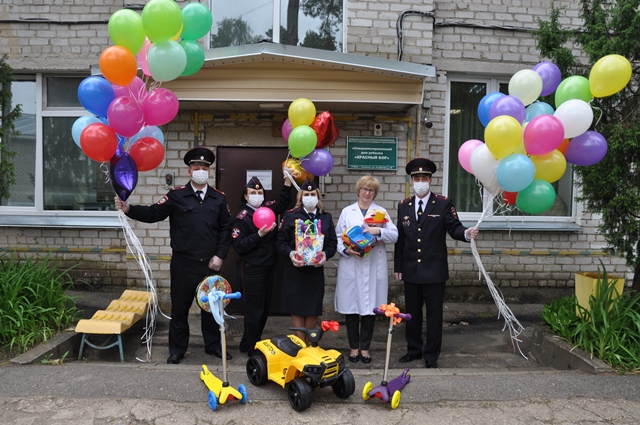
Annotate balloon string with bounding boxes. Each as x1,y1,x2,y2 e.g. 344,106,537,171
471,191,527,359
117,210,171,362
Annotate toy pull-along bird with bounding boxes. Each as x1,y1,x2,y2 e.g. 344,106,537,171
362,303,412,409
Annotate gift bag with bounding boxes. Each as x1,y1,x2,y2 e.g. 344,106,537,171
294,218,325,266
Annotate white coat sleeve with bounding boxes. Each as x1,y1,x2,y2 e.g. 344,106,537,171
377,210,399,244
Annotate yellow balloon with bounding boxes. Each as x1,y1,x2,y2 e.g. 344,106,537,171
530,150,567,183
513,141,527,155
485,115,523,159
171,23,183,41
589,54,632,98
288,98,316,128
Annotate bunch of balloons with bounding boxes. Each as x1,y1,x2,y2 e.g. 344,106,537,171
282,98,340,182
459,54,632,215
72,1,212,201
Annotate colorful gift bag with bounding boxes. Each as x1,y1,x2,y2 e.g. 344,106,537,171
294,218,325,266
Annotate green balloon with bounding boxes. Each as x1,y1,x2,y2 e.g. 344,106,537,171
181,3,213,41
147,40,187,82
142,0,183,44
515,179,556,215
108,9,145,55
179,40,205,77
288,126,317,158
554,76,592,107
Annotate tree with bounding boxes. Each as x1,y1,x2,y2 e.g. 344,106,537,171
0,54,20,202
536,1,640,291
210,17,263,48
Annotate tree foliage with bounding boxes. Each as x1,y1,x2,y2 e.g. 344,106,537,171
210,18,263,48
0,54,20,201
535,1,640,290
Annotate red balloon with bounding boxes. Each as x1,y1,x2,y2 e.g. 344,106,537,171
503,191,517,205
129,137,165,171
311,111,340,149
80,123,118,162
253,207,276,229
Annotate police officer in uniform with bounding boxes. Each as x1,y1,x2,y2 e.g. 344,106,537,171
394,158,479,368
115,147,232,364
231,174,292,356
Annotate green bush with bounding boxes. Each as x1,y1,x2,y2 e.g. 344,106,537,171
541,265,640,373
0,252,80,353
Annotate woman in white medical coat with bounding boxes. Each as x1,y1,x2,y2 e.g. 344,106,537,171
334,175,398,363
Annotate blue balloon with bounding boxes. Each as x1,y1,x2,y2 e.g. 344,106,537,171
71,116,101,147
496,154,535,192
478,92,505,127
525,101,555,123
77,76,115,118
130,125,165,146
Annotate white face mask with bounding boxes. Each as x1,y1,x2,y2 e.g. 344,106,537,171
302,196,319,210
247,194,264,208
191,169,209,185
413,182,430,197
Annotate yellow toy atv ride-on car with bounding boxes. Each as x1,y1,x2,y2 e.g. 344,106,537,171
245,320,355,412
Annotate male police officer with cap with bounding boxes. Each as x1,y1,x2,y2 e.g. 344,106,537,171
115,146,232,364
394,158,479,368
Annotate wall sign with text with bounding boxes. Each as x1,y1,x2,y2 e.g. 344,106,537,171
346,137,397,170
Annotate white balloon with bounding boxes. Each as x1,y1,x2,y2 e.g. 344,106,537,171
470,144,502,194
509,69,543,106
553,99,594,139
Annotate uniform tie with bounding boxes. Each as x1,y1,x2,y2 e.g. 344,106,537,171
417,200,423,218
308,212,315,220
196,190,203,201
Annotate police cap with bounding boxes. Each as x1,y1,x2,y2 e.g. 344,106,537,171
301,178,318,191
405,157,436,176
184,147,215,166
246,176,263,190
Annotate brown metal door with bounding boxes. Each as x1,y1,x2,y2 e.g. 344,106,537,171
215,146,293,315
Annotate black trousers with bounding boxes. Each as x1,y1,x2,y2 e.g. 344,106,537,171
236,261,274,354
345,314,376,351
404,281,446,362
168,255,220,358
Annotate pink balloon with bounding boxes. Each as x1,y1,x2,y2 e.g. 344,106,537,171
107,96,145,138
113,77,147,103
282,119,293,142
253,207,276,229
458,139,484,174
137,39,152,77
523,114,564,155
141,88,179,126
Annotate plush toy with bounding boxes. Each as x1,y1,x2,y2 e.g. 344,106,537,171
342,226,376,257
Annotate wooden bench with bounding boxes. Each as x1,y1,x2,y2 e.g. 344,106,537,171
75,290,153,362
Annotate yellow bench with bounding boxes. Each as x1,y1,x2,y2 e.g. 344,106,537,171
75,290,153,362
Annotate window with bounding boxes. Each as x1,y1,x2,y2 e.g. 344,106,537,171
209,0,344,52
0,75,118,225
445,76,574,222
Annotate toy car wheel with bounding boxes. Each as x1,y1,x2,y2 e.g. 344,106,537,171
287,378,313,412
331,368,355,399
362,381,373,401
246,352,268,386
390,390,401,410
238,383,248,404
207,390,218,411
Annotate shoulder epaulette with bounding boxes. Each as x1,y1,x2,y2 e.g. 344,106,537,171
400,197,412,204
286,207,297,212
236,209,248,220
264,200,276,206
212,187,226,196
435,194,448,200
171,185,186,191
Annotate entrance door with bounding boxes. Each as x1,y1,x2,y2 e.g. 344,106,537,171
215,146,293,315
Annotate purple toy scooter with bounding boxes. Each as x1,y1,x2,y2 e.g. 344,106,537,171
362,304,412,409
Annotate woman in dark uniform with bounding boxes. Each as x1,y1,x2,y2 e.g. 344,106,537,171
231,174,292,356
276,178,337,344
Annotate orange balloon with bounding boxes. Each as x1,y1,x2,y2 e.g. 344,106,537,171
282,158,313,185
557,138,570,155
99,46,138,87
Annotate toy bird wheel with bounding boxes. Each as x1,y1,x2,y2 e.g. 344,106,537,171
196,275,232,312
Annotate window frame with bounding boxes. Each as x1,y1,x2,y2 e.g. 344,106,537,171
0,73,121,228
443,74,580,228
